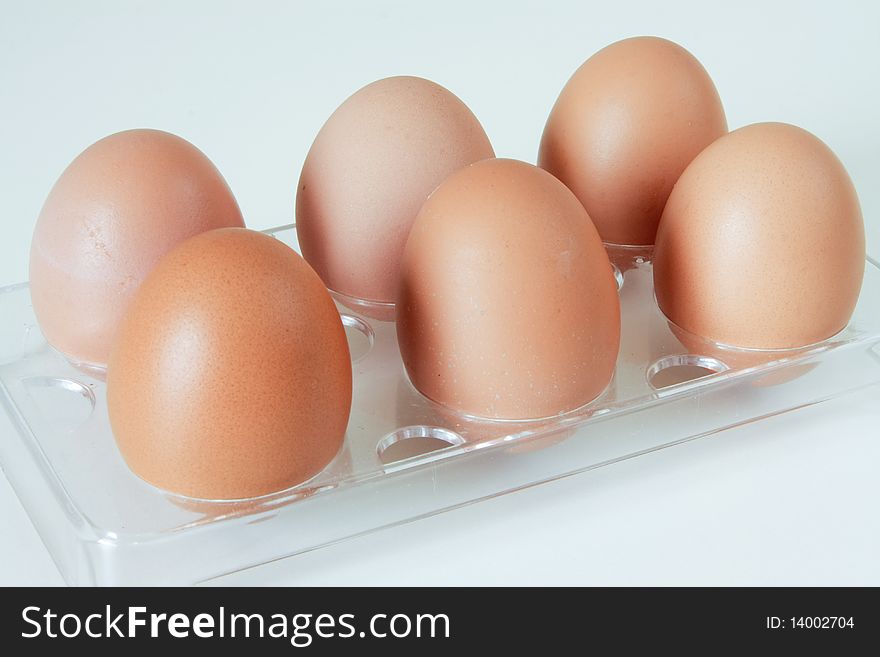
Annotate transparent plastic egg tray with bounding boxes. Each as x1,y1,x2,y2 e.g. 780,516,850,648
1,224,879,585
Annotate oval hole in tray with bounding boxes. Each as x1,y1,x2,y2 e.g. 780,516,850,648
377,426,465,466
647,355,729,390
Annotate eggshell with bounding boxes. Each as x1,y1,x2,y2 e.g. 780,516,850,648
538,36,727,246
296,76,494,313
654,122,865,350
397,158,620,420
106,228,352,500
29,129,244,369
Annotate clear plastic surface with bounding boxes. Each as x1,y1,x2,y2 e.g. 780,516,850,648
1,224,879,585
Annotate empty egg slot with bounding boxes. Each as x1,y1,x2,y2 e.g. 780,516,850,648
646,355,729,390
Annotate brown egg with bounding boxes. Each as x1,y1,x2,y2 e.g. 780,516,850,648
29,129,244,370
538,36,727,246
654,122,865,350
397,158,620,420
296,76,494,316
107,228,352,500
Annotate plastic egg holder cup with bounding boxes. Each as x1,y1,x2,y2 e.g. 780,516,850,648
328,286,397,322
58,352,109,381
604,242,654,273
409,376,618,426
651,281,853,388
1,226,879,585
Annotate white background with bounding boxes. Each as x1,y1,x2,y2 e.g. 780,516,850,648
1,0,878,585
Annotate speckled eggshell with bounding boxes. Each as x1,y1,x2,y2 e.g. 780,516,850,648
106,228,352,500
29,129,244,369
397,158,620,420
654,122,865,350
538,36,727,246
296,76,495,312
